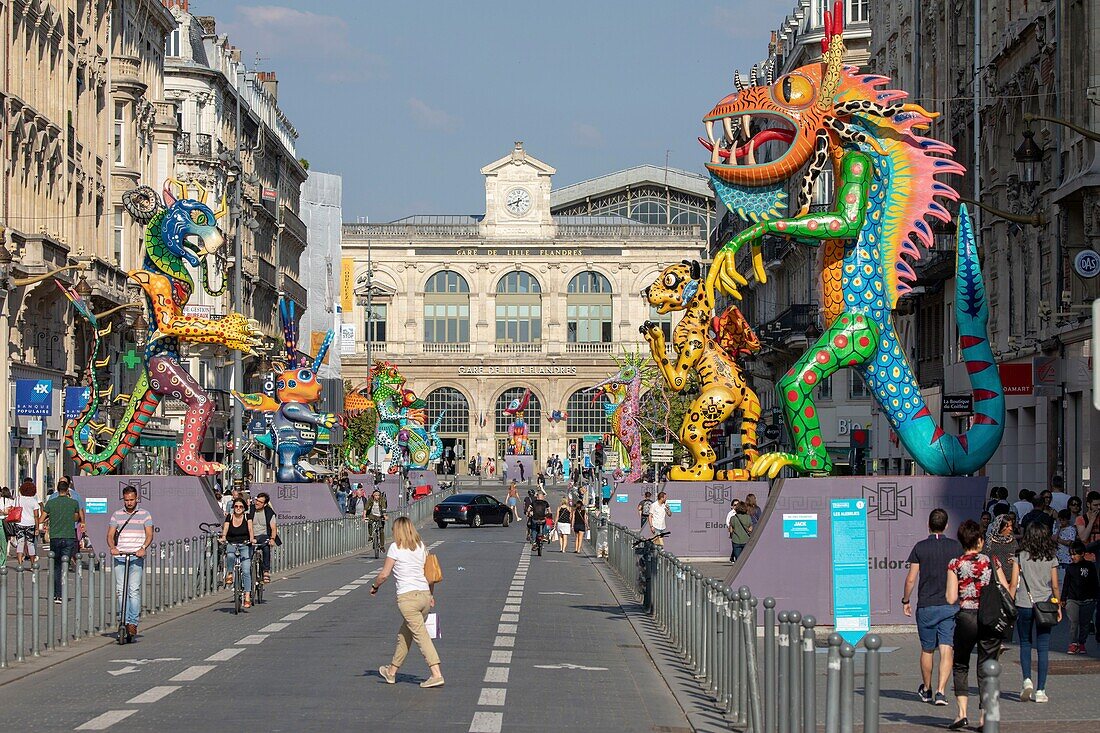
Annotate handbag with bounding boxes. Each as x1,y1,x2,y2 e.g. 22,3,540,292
1019,559,1060,627
978,558,1017,634
424,552,443,584
5,505,22,523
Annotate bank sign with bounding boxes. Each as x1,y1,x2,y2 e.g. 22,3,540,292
15,379,53,416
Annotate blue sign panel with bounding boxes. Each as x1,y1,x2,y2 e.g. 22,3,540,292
15,379,53,416
782,513,818,539
85,498,109,515
830,498,871,645
615,494,629,503
666,499,682,513
64,386,91,420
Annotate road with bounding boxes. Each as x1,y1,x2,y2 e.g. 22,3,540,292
0,498,700,733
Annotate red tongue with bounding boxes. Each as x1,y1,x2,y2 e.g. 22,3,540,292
698,128,796,160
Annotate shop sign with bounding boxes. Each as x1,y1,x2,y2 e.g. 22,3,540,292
998,363,1033,395
942,395,973,414
64,387,91,420
15,379,53,416
1073,249,1100,278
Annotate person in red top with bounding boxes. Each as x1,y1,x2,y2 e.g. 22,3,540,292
945,519,1010,731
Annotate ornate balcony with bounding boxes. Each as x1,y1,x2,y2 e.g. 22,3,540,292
564,342,614,355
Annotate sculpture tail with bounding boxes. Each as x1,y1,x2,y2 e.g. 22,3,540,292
892,206,1004,474
65,371,161,475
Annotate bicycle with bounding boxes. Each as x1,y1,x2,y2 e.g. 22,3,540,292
251,543,265,605
220,540,252,614
528,519,548,556
367,518,386,559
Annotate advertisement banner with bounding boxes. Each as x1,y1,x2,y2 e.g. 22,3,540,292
830,498,871,645
64,386,91,420
340,257,355,313
15,379,53,416
340,322,356,354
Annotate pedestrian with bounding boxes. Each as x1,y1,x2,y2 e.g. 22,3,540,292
348,483,361,515
556,499,572,552
648,492,671,546
1012,520,1062,703
985,486,1006,515
372,516,444,688
502,460,509,484
1062,541,1098,655
1021,492,1055,531
1047,475,1069,513
517,459,526,483
638,491,654,531
743,493,763,526
522,487,533,519
1054,509,1077,574
902,508,963,706
945,519,1009,730
1067,495,1083,524
335,483,348,515
1,486,14,563
506,481,520,521
12,479,41,568
985,513,1019,648
39,481,85,603
536,471,545,492
1075,491,1100,561
487,458,495,479
979,511,992,535
727,500,753,563
107,486,154,640
220,487,235,517
572,499,588,553
1013,489,1035,523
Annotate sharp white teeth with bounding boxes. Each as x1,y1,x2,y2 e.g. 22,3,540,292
746,141,757,166
711,141,722,164
741,115,752,139
705,120,716,146
723,117,736,142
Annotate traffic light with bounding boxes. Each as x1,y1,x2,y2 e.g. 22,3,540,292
593,441,605,469
850,428,870,475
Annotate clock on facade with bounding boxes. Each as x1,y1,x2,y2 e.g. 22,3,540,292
504,187,531,216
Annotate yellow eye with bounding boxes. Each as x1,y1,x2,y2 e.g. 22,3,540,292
190,210,208,226
773,74,815,108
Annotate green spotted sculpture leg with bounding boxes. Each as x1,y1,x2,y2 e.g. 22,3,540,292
752,312,880,478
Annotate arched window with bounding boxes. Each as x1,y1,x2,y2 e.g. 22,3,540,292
567,271,613,343
495,271,542,343
648,305,674,342
494,388,541,434
425,387,470,435
566,389,609,435
424,270,470,343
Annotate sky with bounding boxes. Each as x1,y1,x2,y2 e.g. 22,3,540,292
195,0,795,222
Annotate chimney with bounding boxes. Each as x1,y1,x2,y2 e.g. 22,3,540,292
162,0,189,11
256,71,278,101
196,15,216,34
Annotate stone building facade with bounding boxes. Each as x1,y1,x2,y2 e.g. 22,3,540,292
340,143,713,467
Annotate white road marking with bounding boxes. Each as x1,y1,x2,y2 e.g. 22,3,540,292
76,710,138,730
273,590,317,598
493,635,515,647
206,648,244,662
469,711,503,733
490,650,512,664
126,686,180,704
299,603,323,611
340,584,359,590
281,612,309,621
497,624,517,634
478,687,507,706
236,634,268,645
170,665,216,682
500,613,519,622
316,596,339,603
484,667,510,683
534,663,610,671
110,657,182,665
503,605,521,613
259,622,290,633
329,589,351,596
537,591,582,596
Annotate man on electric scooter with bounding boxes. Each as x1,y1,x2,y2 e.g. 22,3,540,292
107,486,154,641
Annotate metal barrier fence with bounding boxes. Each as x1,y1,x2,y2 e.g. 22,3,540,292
590,518,905,733
0,486,455,670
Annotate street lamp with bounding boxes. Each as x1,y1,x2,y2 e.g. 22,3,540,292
1013,128,1043,191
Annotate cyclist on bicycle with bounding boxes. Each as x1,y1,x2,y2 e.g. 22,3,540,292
362,488,388,542
526,489,551,550
250,492,278,584
219,498,256,608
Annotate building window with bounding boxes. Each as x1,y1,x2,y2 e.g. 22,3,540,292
849,370,870,399
495,388,541,435
425,387,469,435
113,101,125,165
630,197,666,225
495,271,542,343
566,389,609,435
648,306,674,342
365,303,387,343
113,206,124,264
423,270,470,343
848,0,869,23
567,271,613,343
818,374,833,400
165,25,180,57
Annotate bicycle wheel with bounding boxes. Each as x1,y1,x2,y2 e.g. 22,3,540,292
252,553,264,604
537,536,543,556
373,525,381,559
233,563,243,615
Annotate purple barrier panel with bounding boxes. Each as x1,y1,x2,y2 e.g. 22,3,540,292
610,481,771,559
724,475,987,626
502,456,534,483
250,482,340,523
74,475,221,546
349,470,438,511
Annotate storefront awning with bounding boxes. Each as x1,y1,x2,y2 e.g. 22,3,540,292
139,432,178,448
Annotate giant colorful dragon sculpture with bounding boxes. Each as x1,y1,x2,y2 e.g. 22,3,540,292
340,381,377,473
234,298,337,483
701,2,1004,477
63,182,263,476
503,389,533,456
592,355,646,483
367,361,444,471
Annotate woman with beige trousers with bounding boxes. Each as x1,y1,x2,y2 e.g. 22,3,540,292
371,516,444,687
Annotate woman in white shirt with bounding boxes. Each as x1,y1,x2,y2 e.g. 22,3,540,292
12,480,43,567
371,516,444,688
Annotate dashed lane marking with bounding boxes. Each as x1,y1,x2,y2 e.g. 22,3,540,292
236,634,268,645
484,667,510,683
259,622,290,633
497,624,517,634
469,711,503,733
489,650,512,664
206,648,244,662
298,603,323,611
493,635,515,647
503,605,521,613
500,614,519,622
281,612,309,621
126,686,180,704
478,688,507,706
169,665,216,682
75,710,138,730
316,596,339,603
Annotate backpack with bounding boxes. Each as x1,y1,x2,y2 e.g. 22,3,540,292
639,499,653,516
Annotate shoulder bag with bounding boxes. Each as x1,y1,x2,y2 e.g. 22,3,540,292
978,557,1017,634
1020,559,1060,627
5,504,22,523
424,552,443,584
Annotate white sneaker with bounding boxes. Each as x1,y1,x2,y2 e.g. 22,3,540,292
1034,689,1049,703
1020,678,1034,702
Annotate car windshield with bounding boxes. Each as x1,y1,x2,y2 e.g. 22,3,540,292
442,494,480,504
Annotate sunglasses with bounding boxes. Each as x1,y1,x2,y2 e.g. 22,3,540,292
233,504,246,509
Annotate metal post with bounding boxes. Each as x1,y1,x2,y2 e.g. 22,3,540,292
106,557,116,628
824,633,842,733
0,566,7,667
231,66,244,485
802,615,817,733
74,555,84,637
99,554,107,632
839,643,855,733
788,611,802,731
778,611,790,733
60,552,69,647
87,554,96,637
863,635,881,733
764,597,776,733
15,566,25,662
45,557,54,649
740,587,763,733
980,659,1001,733
31,560,41,655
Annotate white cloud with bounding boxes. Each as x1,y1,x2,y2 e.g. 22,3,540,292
571,122,604,148
407,98,459,132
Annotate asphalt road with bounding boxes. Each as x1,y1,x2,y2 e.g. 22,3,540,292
0,506,695,732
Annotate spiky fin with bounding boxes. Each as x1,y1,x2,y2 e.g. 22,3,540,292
818,1,846,108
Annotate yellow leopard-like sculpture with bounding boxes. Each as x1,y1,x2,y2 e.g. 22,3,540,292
640,260,762,481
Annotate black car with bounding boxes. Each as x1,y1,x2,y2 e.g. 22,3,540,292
434,493,511,528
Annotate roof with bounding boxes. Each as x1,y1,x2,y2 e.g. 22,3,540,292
550,164,713,209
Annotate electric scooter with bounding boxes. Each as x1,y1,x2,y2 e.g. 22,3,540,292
116,552,135,644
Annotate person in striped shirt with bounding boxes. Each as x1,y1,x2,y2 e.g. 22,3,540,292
107,486,154,639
